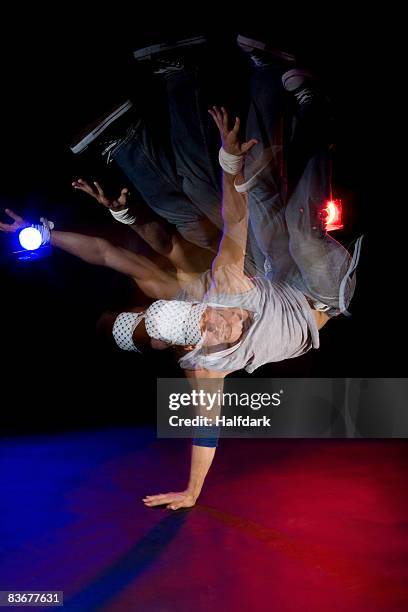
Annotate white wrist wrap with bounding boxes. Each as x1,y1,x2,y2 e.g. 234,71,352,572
110,207,137,225
32,218,55,245
218,147,244,175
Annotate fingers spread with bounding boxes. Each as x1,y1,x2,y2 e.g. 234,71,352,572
118,188,129,206
143,493,174,506
5,208,22,222
93,181,105,197
232,116,241,134
0,222,13,232
221,106,229,130
72,178,95,195
143,491,195,510
241,138,258,154
208,107,221,130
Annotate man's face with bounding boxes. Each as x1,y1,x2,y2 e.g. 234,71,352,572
200,307,248,347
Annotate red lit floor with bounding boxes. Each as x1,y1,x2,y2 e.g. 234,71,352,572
1,429,407,611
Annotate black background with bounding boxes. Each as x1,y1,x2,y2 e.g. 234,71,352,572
0,10,401,432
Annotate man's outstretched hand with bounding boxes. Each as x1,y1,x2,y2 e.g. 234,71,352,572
72,178,130,211
208,105,258,156
0,209,28,233
143,490,198,511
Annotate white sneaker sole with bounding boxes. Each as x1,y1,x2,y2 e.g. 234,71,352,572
282,68,315,91
133,36,207,60
237,35,296,63
70,100,134,154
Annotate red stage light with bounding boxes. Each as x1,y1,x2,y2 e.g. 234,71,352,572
323,199,343,231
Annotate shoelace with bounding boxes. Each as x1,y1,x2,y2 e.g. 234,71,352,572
101,139,121,165
101,121,142,165
294,87,314,106
249,53,271,68
153,58,184,75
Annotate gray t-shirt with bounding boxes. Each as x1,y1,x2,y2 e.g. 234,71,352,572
176,265,319,373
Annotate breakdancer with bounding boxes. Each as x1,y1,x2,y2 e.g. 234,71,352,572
0,98,361,510
1,39,362,508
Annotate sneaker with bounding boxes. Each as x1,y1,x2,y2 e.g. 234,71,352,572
237,34,297,65
133,35,208,78
150,57,185,77
282,68,325,108
293,87,315,107
70,100,134,155
133,35,207,61
282,68,331,110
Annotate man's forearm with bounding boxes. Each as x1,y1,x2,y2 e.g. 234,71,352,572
211,171,249,270
184,371,225,500
187,444,217,499
222,171,248,227
51,230,108,265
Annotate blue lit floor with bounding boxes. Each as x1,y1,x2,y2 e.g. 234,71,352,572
1,429,408,611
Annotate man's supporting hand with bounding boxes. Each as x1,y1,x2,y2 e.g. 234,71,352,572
143,372,222,512
72,178,130,211
142,443,217,511
142,490,199,511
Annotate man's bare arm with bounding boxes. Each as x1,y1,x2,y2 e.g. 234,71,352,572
213,170,249,273
143,368,230,510
72,178,213,274
206,106,257,292
0,208,178,299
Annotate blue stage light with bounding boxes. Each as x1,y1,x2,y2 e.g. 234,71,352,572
19,227,42,250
